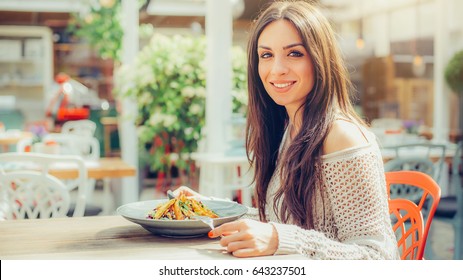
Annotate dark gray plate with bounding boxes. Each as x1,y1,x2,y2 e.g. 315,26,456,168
117,199,248,238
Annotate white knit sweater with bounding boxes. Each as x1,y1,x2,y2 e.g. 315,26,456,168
245,127,400,260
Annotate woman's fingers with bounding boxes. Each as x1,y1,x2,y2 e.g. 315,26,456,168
208,219,278,257
225,240,254,254
219,230,249,247
232,248,260,258
172,186,201,199
172,186,211,201
222,234,272,258
172,186,193,196
208,220,243,238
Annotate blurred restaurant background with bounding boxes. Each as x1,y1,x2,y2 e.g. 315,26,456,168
0,0,462,259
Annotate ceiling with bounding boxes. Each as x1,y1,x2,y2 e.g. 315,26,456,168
0,0,273,27
0,0,358,27
0,0,434,31
0,0,435,61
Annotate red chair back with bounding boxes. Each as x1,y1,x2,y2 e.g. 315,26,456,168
385,171,441,260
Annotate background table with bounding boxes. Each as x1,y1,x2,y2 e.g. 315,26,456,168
0,131,33,152
50,157,137,215
49,157,136,179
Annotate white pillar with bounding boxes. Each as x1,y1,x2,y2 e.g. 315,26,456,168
433,0,450,143
118,0,139,205
205,0,233,154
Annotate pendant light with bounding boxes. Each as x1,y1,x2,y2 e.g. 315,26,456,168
412,0,426,77
356,18,365,49
356,0,365,50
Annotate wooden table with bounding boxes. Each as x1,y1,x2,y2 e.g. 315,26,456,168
1,156,136,215
0,131,33,151
0,215,305,260
380,144,458,164
49,157,136,179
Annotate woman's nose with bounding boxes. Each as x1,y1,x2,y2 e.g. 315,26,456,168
271,57,289,75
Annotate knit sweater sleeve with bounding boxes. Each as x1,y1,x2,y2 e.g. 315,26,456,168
242,206,260,220
270,146,399,259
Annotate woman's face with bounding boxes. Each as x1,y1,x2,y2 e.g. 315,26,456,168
257,19,315,117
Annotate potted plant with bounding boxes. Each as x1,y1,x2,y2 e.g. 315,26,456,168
444,49,463,140
114,33,247,185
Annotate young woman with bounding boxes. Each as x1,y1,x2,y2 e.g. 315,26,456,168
176,0,399,260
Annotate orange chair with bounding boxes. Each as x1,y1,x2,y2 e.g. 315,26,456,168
386,171,441,260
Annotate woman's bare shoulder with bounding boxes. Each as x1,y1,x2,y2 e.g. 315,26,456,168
322,119,369,155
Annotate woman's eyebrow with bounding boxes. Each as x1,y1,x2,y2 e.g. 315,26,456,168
257,43,304,50
258,45,271,50
283,43,304,49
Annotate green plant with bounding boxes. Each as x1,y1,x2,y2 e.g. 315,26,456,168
444,50,463,95
69,0,147,61
114,33,247,174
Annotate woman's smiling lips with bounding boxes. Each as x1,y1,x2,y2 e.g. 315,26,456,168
270,81,296,92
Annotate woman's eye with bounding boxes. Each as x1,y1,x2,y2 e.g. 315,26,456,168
259,52,272,59
289,50,303,57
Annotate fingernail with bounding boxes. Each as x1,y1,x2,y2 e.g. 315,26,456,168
208,231,214,238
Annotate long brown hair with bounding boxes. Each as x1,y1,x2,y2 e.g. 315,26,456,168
245,0,364,228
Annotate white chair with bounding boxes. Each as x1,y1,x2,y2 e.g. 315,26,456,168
384,156,436,203
386,143,447,183
40,133,102,215
61,120,96,137
16,137,33,153
42,133,100,160
195,153,255,206
384,143,446,202
0,153,87,219
16,133,102,216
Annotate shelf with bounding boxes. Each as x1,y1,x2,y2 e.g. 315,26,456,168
0,83,43,89
0,58,43,64
64,59,114,68
50,26,115,102
54,43,88,51
78,76,113,84
0,26,52,126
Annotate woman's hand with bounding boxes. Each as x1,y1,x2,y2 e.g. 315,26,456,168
171,186,209,200
209,219,279,258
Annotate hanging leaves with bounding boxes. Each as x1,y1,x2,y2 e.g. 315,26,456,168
444,50,463,95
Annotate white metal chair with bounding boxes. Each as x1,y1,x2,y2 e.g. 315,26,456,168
16,137,33,153
0,153,87,219
383,143,446,180
42,133,100,160
387,143,447,183
40,133,102,215
383,145,443,217
384,156,436,203
61,119,96,138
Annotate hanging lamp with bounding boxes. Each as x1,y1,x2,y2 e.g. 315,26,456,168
412,0,426,77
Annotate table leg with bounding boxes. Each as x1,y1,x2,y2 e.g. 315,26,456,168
101,177,114,215
455,176,463,259
103,126,111,157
